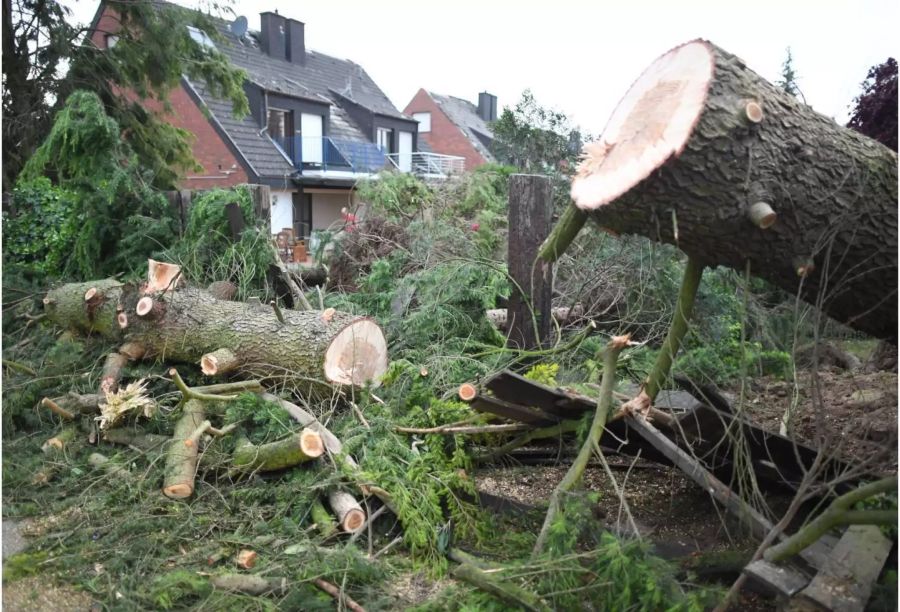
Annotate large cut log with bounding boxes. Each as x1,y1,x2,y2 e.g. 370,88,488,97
571,40,898,340
43,271,388,392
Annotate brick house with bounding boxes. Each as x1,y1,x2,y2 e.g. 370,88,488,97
89,3,464,239
403,90,498,171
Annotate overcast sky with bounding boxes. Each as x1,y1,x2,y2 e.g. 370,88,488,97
66,0,898,135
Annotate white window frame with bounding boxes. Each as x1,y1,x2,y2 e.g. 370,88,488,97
413,112,431,133
376,127,392,153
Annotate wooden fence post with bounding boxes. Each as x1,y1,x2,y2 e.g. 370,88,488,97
507,174,553,350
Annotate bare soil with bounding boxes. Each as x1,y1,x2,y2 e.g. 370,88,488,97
725,367,898,472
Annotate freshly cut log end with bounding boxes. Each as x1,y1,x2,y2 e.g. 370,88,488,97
200,348,240,376
235,549,257,569
748,202,777,229
299,428,325,458
572,40,714,210
135,297,156,318
146,259,182,293
163,483,193,499
117,313,128,329
323,318,388,386
328,490,366,533
84,287,99,302
744,101,764,123
458,383,478,402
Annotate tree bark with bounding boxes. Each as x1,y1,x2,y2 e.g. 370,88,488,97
44,274,388,393
507,174,553,350
163,399,205,499
327,489,366,533
231,429,324,472
572,40,898,341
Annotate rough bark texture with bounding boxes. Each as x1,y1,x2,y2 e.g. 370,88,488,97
507,174,553,350
44,281,387,393
163,399,205,499
577,40,898,340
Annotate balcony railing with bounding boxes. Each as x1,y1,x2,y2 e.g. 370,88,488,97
272,135,466,178
385,152,465,177
272,135,395,174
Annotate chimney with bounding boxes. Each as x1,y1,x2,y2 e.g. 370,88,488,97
259,11,287,61
286,19,305,65
477,92,497,122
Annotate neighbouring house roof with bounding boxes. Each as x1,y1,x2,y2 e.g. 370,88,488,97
430,93,495,163
146,2,414,180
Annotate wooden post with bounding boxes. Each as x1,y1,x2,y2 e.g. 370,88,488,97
249,184,271,228
507,174,553,350
165,191,183,236
178,189,193,232
225,202,245,240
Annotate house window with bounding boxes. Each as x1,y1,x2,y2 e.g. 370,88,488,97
413,112,431,133
268,108,291,140
105,34,119,49
293,192,312,240
376,127,392,153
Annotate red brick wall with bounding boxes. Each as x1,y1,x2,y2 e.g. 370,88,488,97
404,88,487,171
91,6,249,190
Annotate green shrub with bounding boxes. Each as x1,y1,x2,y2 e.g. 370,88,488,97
5,90,176,280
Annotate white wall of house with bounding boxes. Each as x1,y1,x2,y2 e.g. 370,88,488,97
270,189,294,234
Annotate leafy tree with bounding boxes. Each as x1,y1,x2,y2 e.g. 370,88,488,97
847,58,897,151
2,0,249,189
491,90,587,173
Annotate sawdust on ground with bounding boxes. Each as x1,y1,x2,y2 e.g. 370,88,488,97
2,576,96,612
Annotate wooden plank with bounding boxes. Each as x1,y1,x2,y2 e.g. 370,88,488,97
484,370,591,418
793,525,892,612
470,395,559,427
506,174,552,350
744,559,810,597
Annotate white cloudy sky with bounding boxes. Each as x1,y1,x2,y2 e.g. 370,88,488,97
65,0,898,135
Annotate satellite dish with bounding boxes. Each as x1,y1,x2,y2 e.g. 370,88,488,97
230,16,248,38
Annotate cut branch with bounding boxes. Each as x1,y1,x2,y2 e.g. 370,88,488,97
533,335,631,557
765,476,898,562
232,429,324,472
162,399,205,499
327,489,366,533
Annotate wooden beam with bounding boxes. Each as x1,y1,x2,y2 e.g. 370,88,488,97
744,560,810,597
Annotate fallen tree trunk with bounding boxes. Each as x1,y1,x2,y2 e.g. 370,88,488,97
44,268,388,393
571,40,898,341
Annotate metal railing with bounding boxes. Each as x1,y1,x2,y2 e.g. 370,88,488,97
385,152,465,177
272,135,396,174
272,136,463,177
